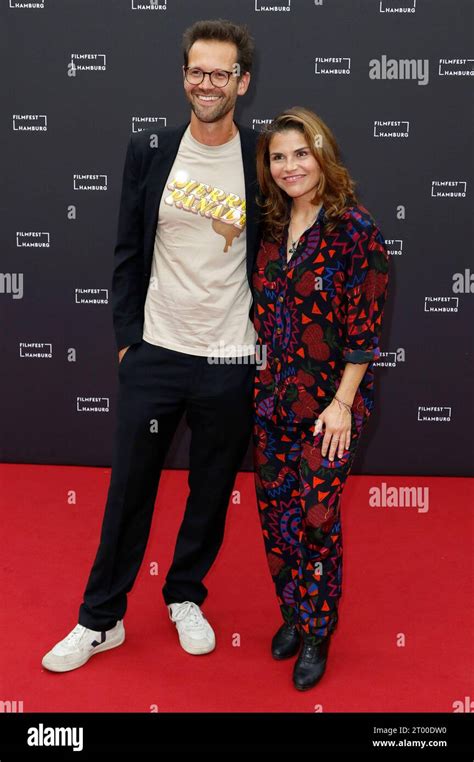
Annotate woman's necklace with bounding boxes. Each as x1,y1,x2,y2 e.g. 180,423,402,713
287,203,323,262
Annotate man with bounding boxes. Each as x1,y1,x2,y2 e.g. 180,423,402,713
42,19,261,672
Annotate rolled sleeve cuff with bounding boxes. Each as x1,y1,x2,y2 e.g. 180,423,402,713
342,345,381,364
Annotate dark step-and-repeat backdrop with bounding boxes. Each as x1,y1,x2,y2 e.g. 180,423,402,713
1,0,472,476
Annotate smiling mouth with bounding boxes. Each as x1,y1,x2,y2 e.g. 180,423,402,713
195,95,221,103
283,174,306,182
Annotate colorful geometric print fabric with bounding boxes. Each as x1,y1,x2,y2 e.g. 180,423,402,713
252,204,390,433
252,203,390,642
253,411,361,644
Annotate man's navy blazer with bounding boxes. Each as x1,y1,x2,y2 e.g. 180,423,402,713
111,121,262,352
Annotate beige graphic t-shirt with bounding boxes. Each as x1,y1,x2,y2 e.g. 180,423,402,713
143,125,256,358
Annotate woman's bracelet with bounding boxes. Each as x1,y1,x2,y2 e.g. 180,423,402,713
334,394,352,413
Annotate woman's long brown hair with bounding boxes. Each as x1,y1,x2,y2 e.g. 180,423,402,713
255,106,359,242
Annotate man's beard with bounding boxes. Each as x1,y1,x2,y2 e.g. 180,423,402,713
187,90,236,123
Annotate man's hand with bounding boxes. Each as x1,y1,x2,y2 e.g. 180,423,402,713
118,345,131,364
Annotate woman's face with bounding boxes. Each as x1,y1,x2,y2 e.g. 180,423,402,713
268,129,321,201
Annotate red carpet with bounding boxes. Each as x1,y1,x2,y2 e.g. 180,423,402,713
1,464,472,713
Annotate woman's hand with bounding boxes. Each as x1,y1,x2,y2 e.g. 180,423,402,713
314,398,352,461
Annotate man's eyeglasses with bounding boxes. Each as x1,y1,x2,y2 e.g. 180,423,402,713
184,67,234,87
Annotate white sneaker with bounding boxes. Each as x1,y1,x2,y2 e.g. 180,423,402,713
168,601,216,655
41,620,125,672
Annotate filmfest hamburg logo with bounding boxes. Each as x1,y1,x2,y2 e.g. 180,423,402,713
16,232,50,248
417,406,451,423
252,118,273,131
374,349,405,368
373,120,409,138
75,289,108,305
254,0,291,11
438,58,474,77
315,57,351,75
131,0,167,9
69,54,106,75
379,0,416,12
19,342,52,359
9,0,45,7
77,397,110,413
132,116,167,132
424,297,458,313
12,115,47,131
73,174,107,191
431,180,467,198
385,239,403,257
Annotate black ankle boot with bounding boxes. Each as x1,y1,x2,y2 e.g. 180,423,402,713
293,634,331,690
271,623,301,660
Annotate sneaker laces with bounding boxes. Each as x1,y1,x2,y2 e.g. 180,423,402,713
172,602,206,630
63,624,88,647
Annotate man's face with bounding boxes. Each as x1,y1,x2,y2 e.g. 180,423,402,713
183,39,250,124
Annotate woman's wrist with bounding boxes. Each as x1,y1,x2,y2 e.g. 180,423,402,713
333,394,352,412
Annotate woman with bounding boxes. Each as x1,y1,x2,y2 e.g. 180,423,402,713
253,107,390,690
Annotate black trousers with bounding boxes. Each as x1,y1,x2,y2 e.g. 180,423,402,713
78,339,254,631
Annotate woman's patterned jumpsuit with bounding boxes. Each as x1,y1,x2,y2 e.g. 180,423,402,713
252,204,390,644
